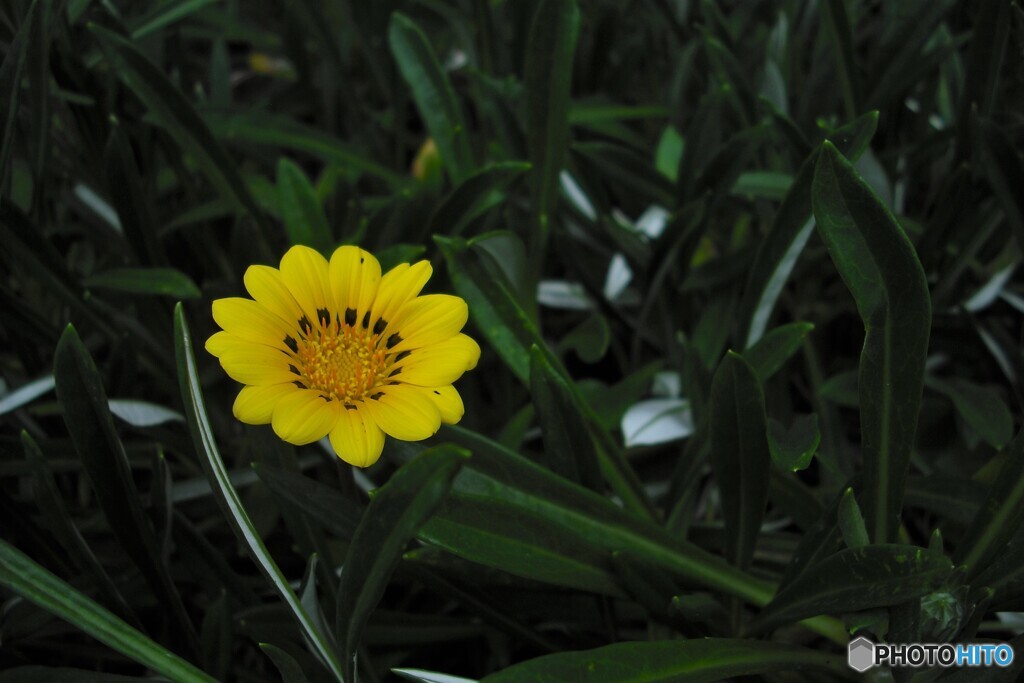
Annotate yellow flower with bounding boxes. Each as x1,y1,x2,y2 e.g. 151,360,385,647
206,245,480,467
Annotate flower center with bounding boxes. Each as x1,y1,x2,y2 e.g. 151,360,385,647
295,320,389,404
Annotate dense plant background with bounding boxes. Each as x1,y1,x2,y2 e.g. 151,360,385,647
1,0,1024,680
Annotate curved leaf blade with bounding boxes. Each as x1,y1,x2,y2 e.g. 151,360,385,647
173,304,345,681
0,538,216,683
811,141,931,543
480,639,846,682
336,445,469,680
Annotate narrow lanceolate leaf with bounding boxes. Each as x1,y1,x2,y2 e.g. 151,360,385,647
89,24,270,231
105,124,164,266
276,158,332,255
743,322,814,382
336,446,469,681
173,305,345,682
812,141,931,543
752,545,952,633
388,13,473,183
837,487,869,549
54,325,198,653
22,432,137,628
480,639,846,682
523,0,580,260
83,267,201,299
435,234,538,383
0,538,216,683
927,376,1013,449
819,0,861,120
529,346,600,489
709,352,771,569
0,0,37,192
427,162,531,237
955,430,1024,580
261,643,312,683
736,111,878,348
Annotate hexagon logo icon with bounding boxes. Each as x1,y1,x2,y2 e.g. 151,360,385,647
848,637,875,672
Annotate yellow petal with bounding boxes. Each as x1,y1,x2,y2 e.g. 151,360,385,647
384,294,468,353
368,261,432,331
329,245,382,323
279,245,334,330
212,298,296,350
359,385,440,441
233,384,294,424
217,342,300,385
244,265,305,329
271,389,342,445
206,330,240,358
329,407,385,467
391,334,481,386
411,385,464,425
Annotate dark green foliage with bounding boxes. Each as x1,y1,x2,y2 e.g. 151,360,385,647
1,1,1022,681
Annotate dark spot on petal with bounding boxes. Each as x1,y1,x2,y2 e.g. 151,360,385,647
361,311,371,329
344,308,357,326
386,333,402,349
345,404,357,410
284,335,298,353
299,316,312,336
320,395,332,402
433,390,441,395
373,318,387,335
389,368,402,377
289,364,301,375
370,392,384,400
317,307,331,328
359,257,364,263
395,350,412,362
293,381,307,389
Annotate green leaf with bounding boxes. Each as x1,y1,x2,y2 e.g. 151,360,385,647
260,644,311,683
203,111,404,187
524,0,580,260
439,426,779,609
572,141,676,206
955,430,1024,580
528,345,600,489
394,669,476,683
107,399,184,427
104,124,164,265
253,463,363,541
336,445,469,681
22,431,137,627
276,158,332,254
54,325,198,653
0,538,216,682
479,639,846,682
976,118,1024,254
427,162,531,237
0,1,37,193
435,234,539,383
927,377,1013,449
173,305,345,682
767,414,820,472
811,141,931,543
709,352,771,569
752,545,953,633
388,13,473,183
819,0,861,119
129,0,220,39
743,322,814,382
837,487,869,549
83,268,201,299
89,24,270,231
737,111,878,348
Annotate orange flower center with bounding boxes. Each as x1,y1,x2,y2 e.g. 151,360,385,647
295,321,389,404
